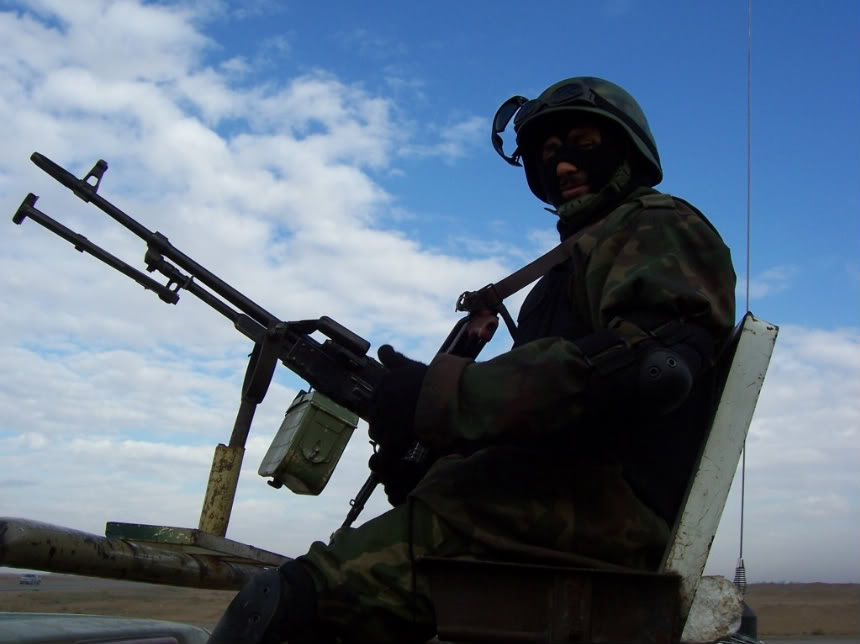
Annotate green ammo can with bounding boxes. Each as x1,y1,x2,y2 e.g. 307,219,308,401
258,390,359,495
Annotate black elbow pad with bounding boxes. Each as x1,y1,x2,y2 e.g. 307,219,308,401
576,323,709,418
638,346,694,415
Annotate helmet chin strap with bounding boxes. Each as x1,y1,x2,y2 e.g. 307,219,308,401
547,160,633,238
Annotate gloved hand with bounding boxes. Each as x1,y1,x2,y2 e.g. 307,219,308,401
367,345,429,505
368,447,434,506
368,344,428,456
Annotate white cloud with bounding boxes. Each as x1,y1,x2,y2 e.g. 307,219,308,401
227,0,285,21
3,320,856,581
334,28,408,61
7,0,210,83
738,264,798,301
400,116,486,163
0,0,508,561
0,0,504,358
383,64,427,102
0,1,857,589
602,0,635,18
706,324,860,582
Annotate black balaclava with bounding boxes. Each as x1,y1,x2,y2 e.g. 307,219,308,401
529,117,636,240
539,131,627,207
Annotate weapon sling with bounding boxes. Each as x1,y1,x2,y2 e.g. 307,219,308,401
344,234,579,528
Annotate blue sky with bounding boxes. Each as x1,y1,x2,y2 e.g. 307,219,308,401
201,0,859,327
0,0,858,586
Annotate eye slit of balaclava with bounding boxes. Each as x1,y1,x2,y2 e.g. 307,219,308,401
531,116,628,206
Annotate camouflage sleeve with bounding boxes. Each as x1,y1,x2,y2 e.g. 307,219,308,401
414,200,736,448
581,198,736,345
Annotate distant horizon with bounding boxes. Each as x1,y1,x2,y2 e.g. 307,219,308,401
2,569,860,586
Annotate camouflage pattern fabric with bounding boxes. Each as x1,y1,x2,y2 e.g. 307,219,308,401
414,187,736,446
299,466,665,643
298,498,491,643
297,187,735,642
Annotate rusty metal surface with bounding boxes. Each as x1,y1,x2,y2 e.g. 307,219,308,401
680,575,743,643
0,517,278,590
422,557,680,643
105,522,286,566
198,443,244,536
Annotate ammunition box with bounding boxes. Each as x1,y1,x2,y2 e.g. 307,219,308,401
258,390,358,495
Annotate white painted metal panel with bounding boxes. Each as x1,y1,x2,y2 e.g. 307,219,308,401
661,313,778,620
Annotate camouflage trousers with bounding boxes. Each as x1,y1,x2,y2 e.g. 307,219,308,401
298,498,478,643
298,454,670,643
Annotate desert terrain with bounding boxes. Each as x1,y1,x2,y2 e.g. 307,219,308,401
1,573,858,638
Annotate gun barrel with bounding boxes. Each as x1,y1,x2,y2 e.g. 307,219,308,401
30,152,280,330
17,153,399,529
13,194,179,304
20,154,387,420
30,152,104,200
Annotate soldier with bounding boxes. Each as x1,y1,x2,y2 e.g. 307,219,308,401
209,76,737,643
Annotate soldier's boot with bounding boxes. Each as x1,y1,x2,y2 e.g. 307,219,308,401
208,560,327,644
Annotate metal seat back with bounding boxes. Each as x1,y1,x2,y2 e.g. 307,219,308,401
661,313,778,620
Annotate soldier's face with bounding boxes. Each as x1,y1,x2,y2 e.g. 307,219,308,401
540,126,603,202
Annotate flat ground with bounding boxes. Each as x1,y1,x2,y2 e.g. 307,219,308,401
0,574,858,637
743,583,859,638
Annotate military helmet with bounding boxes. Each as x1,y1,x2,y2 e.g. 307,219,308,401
492,77,663,203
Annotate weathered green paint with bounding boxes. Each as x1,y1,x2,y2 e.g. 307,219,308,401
258,390,358,495
105,521,285,566
107,522,198,545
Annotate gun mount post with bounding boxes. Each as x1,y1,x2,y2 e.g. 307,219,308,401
199,444,245,536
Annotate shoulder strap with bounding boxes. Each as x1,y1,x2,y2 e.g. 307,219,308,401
455,191,681,338
454,223,589,342
456,193,664,313
455,240,571,313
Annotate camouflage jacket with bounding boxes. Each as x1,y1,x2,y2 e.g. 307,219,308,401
407,186,736,564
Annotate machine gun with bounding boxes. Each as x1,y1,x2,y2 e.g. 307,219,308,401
6,154,778,642
12,152,496,535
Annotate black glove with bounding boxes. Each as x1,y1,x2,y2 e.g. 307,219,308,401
367,345,428,505
368,447,434,506
368,344,428,456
